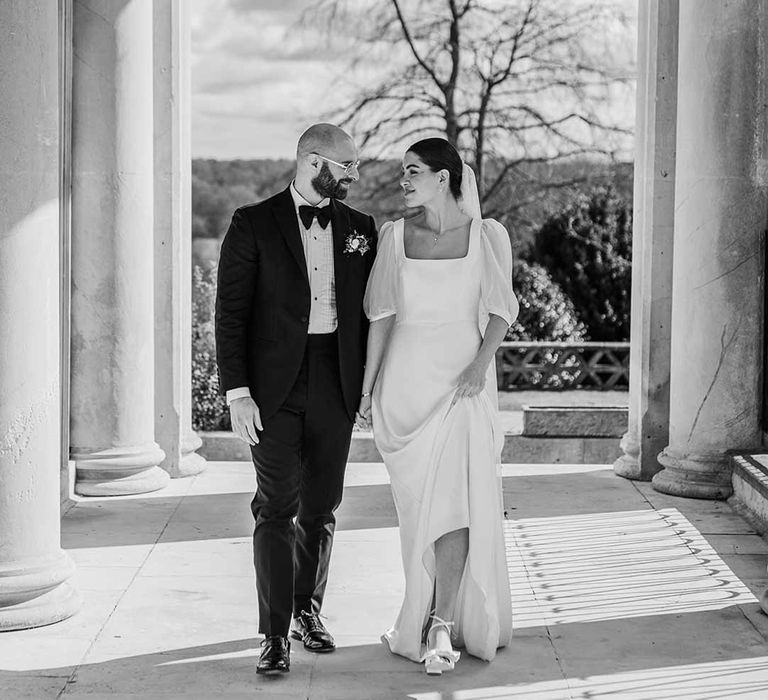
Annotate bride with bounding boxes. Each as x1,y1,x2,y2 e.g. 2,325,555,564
356,137,518,674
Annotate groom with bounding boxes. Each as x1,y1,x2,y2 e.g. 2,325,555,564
215,124,377,674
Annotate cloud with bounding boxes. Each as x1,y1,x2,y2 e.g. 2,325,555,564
190,0,357,158
228,0,305,14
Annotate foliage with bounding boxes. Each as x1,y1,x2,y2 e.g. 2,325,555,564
500,260,588,389
534,186,632,341
192,159,294,239
191,264,231,431
508,260,586,342
191,156,632,261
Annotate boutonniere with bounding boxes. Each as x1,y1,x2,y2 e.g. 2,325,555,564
343,229,370,256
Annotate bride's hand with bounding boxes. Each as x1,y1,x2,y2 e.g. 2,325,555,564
452,360,486,405
355,394,373,430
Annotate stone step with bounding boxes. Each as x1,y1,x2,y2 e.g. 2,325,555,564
731,454,768,533
521,404,628,437
199,409,623,465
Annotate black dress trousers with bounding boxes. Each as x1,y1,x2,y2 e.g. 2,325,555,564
249,332,353,636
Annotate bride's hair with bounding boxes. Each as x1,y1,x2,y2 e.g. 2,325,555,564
407,138,463,200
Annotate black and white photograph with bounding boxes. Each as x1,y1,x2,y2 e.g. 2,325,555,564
2,0,768,697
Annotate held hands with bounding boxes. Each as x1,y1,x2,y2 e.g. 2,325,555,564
452,360,486,406
229,396,263,445
355,394,373,431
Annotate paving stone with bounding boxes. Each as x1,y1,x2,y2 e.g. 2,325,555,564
721,554,768,581
702,534,768,555
0,674,71,699
64,544,155,569
550,606,768,678
138,538,253,578
62,646,313,698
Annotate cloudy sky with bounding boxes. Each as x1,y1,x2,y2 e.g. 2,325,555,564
190,0,359,159
190,0,636,161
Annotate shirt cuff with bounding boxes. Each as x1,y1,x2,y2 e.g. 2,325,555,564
226,387,252,405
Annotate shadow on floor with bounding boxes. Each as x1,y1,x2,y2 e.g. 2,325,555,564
61,482,400,550
3,607,768,699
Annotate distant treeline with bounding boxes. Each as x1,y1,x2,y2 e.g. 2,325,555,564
192,158,632,259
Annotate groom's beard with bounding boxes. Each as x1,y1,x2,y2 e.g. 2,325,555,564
312,162,352,200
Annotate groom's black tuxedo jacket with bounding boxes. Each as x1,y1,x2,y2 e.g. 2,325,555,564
215,186,378,422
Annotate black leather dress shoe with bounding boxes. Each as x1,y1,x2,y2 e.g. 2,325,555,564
256,635,290,674
290,611,336,653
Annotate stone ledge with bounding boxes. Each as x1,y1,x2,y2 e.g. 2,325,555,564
731,454,768,535
198,430,622,465
522,405,628,437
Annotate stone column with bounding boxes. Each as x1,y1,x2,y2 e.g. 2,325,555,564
70,0,168,496
0,0,80,629
653,0,768,499
153,0,206,478
614,0,678,481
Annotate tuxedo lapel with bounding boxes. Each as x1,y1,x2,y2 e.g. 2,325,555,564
271,186,309,287
330,200,351,307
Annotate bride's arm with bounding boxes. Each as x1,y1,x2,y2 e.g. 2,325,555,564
453,314,509,402
356,315,396,428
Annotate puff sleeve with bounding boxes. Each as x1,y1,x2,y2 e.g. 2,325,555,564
363,220,399,321
479,218,519,328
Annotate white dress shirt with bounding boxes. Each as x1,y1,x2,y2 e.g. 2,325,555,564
226,182,338,405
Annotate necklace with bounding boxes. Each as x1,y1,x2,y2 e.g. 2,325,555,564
429,221,465,247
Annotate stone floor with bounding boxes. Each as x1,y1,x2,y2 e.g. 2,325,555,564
2,459,768,699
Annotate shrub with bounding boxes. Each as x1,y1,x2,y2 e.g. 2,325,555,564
534,186,632,341
501,260,587,389
508,260,586,342
191,264,231,431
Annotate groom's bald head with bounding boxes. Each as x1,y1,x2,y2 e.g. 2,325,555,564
294,123,359,200
297,123,355,159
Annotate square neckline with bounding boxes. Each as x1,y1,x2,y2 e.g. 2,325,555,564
398,217,480,261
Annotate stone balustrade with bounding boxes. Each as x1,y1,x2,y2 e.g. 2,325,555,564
497,342,630,391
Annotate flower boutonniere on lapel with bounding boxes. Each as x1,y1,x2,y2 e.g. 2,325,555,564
343,229,370,256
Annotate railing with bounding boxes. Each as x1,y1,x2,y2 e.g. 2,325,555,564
496,342,630,390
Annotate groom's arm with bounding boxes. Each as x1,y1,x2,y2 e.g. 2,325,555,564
215,207,257,396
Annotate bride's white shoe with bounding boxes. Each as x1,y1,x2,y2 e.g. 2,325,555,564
423,615,461,675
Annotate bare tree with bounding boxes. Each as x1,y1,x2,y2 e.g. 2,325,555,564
304,0,634,221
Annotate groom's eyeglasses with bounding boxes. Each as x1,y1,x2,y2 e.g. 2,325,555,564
312,153,360,176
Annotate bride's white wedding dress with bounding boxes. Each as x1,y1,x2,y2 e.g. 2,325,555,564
363,216,518,662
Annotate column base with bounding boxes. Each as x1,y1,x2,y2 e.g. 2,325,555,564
652,447,732,499
0,553,81,631
73,443,168,496
613,431,641,480
159,430,207,478
177,430,206,478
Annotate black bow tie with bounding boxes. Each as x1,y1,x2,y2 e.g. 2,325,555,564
299,205,331,230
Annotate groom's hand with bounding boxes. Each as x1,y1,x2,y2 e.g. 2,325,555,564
229,396,263,446
355,395,373,431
